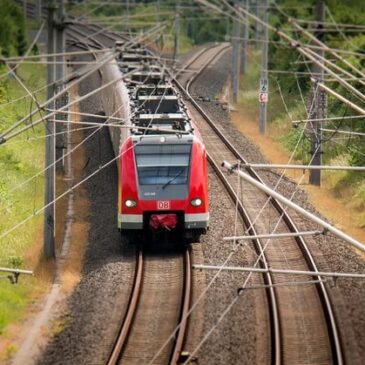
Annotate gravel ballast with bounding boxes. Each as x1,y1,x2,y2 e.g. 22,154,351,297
191,48,365,365
37,55,137,365
37,36,365,365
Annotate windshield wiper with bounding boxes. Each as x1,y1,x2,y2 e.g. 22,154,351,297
161,168,184,189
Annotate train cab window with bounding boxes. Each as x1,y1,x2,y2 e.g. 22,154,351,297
135,144,191,186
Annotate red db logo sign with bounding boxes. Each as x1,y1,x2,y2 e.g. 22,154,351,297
157,201,170,210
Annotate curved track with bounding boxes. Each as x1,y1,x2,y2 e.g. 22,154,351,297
107,246,192,365
62,20,343,365
174,45,343,365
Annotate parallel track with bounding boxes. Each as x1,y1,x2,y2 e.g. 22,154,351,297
65,21,342,365
107,247,192,365
174,45,343,365
64,22,194,365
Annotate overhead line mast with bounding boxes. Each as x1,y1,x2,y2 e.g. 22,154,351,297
45,0,56,258
308,0,325,186
259,0,268,134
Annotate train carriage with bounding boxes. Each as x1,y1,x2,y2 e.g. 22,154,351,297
99,45,209,242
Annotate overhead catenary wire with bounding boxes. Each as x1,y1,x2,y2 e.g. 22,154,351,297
5,63,48,132
4,22,177,196
239,163,365,171
197,0,365,105
0,48,112,63
0,57,115,110
149,24,326,365
179,139,326,365
295,18,365,30
0,137,147,241
0,20,46,80
149,3,358,362
0,51,119,140
320,128,365,137
1,67,130,142
325,4,360,50
151,139,324,365
298,28,365,33
4,125,99,145
0,18,173,200
223,161,365,252
4,67,166,195
0,22,177,230
290,20,365,84
313,78,365,115
50,118,190,134
302,45,365,87
193,264,365,279
293,114,365,124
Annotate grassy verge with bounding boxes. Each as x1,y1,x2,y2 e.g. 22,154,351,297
0,62,49,346
234,48,364,229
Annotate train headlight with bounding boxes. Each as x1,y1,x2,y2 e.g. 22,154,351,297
125,199,137,208
191,198,202,207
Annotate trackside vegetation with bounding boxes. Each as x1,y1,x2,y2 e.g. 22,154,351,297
0,0,47,353
239,0,365,227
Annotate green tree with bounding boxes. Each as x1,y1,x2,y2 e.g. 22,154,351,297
0,0,27,57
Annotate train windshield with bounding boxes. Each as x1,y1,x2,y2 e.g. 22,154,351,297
134,144,191,186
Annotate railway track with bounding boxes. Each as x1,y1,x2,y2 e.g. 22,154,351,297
174,45,343,364
61,21,343,365
65,26,197,365
107,246,192,365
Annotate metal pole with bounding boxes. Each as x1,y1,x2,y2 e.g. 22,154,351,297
240,0,249,74
224,230,323,241
290,20,365,82
237,163,365,171
221,1,365,102
126,0,129,31
37,0,42,21
173,0,180,65
45,0,56,259
254,0,260,45
314,79,365,115
193,264,365,279
231,3,240,103
309,0,325,186
55,0,66,172
222,161,365,253
259,0,268,134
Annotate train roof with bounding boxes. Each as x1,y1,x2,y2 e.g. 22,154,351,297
131,134,194,145
116,44,194,138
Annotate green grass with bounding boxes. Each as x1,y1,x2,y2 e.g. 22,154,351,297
0,62,46,335
238,48,364,227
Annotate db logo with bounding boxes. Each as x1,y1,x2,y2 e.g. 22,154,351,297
157,201,170,210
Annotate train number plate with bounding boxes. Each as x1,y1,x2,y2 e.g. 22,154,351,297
157,201,170,210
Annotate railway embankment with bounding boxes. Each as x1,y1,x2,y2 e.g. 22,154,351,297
192,47,365,365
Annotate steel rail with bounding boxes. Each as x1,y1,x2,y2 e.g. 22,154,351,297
207,153,281,365
169,249,192,365
175,45,213,79
67,24,105,50
107,249,144,365
185,44,231,92
175,44,342,364
175,45,281,365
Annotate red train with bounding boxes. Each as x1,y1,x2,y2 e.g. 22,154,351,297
118,134,209,241
100,45,209,242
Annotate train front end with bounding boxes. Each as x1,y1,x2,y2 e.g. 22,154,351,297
118,134,209,242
